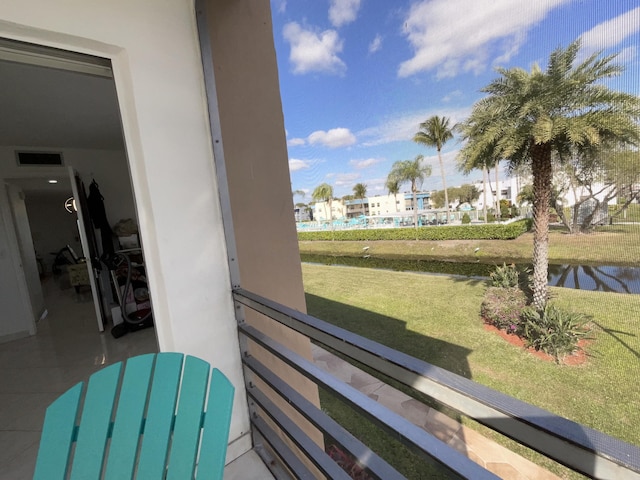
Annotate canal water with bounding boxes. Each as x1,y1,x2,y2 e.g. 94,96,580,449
300,254,640,294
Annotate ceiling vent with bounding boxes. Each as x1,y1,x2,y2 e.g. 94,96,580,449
16,151,64,166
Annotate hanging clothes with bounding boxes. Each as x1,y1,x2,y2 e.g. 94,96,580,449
87,179,116,266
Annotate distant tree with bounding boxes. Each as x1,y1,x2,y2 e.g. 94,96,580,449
387,155,432,227
457,141,491,223
457,184,480,205
353,183,368,216
458,40,640,310
312,183,334,231
386,179,401,212
430,190,446,209
553,148,640,233
414,116,454,222
517,184,535,206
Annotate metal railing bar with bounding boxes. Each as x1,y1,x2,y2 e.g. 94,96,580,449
252,416,316,480
248,385,352,479
244,355,405,480
234,288,640,478
240,323,500,480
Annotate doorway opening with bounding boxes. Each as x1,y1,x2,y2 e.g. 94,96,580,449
0,37,158,345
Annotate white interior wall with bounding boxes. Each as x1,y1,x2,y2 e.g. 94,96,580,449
0,0,250,460
0,183,36,341
5,184,45,320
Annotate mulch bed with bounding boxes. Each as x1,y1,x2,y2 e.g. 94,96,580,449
483,323,588,366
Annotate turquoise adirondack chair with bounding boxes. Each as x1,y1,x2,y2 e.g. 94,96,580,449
33,352,234,480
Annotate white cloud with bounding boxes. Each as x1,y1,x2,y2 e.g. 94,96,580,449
283,22,346,75
442,90,463,103
287,137,306,147
329,0,362,27
358,107,470,146
333,172,361,187
350,158,383,169
579,7,640,61
289,159,311,172
369,34,383,54
272,0,287,14
398,0,571,78
308,128,357,148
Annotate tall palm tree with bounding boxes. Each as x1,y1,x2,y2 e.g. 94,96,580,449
312,183,334,231
458,40,640,310
353,183,367,217
414,116,454,223
387,155,432,228
386,179,400,212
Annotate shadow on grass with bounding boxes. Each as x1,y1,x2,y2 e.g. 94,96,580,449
305,292,474,478
592,320,640,360
306,292,474,379
306,292,609,479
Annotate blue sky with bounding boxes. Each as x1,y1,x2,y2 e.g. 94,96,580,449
270,0,640,199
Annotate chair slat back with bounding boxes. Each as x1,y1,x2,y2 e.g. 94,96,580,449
34,352,234,480
70,363,122,480
32,383,83,479
196,369,236,480
136,353,184,478
104,353,155,479
166,356,210,479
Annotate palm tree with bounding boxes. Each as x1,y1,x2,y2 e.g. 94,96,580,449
414,116,454,223
456,138,492,223
353,183,367,217
312,183,334,230
458,40,640,310
386,179,401,212
387,155,432,228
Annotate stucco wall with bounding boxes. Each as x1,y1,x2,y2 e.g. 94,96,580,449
0,0,250,460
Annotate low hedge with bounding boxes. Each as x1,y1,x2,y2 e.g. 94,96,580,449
298,219,532,241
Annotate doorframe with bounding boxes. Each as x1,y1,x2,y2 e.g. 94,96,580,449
0,34,158,339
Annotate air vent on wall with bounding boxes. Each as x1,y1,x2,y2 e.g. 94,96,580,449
16,151,64,166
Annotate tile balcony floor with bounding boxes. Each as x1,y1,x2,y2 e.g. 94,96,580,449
0,275,273,480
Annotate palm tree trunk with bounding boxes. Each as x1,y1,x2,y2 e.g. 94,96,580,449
438,149,449,223
412,190,418,228
482,166,488,222
531,143,552,311
495,161,501,219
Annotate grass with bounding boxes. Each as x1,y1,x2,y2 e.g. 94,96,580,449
303,263,640,477
299,223,640,266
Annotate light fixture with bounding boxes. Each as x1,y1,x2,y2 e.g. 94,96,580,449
64,197,77,214
48,179,58,184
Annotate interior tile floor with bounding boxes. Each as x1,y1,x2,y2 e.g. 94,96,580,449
0,275,274,479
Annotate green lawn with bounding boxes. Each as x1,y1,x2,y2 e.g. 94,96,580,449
299,223,640,266
303,263,640,477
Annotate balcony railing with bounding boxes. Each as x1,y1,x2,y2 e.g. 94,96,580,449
233,288,640,479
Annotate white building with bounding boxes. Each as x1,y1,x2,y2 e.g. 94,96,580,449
312,198,347,221
312,192,432,219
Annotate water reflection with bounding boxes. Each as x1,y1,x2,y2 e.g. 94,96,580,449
301,254,640,294
548,264,640,294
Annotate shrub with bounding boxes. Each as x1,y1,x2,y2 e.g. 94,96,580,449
486,212,496,223
520,305,590,362
490,263,520,288
298,219,532,242
481,287,527,332
461,213,471,224
489,263,532,296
